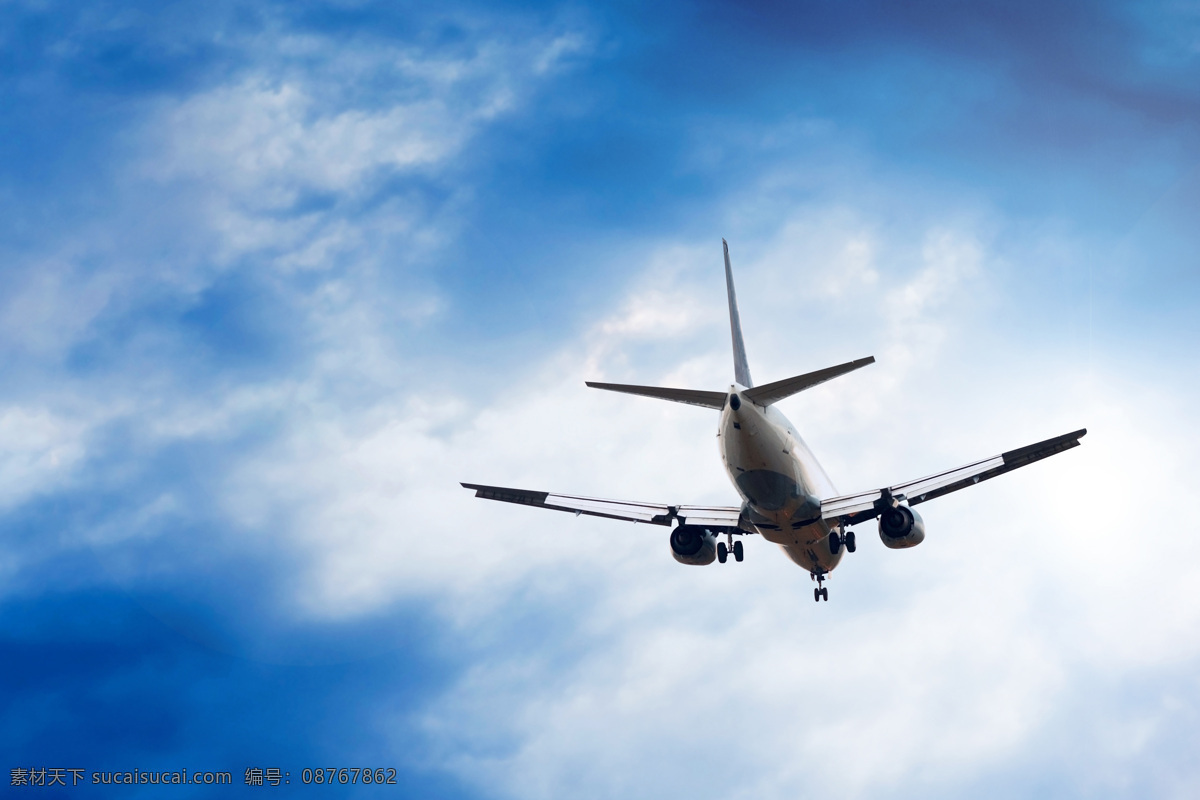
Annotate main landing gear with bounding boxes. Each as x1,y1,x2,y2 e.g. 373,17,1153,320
716,532,744,564
829,529,856,555
811,572,828,602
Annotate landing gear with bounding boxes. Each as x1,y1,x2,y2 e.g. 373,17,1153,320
718,533,743,564
829,529,857,555
830,527,859,554
810,572,829,601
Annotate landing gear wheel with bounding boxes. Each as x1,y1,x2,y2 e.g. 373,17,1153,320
733,540,744,562
812,572,829,603
717,542,728,563
830,532,842,555
845,530,856,553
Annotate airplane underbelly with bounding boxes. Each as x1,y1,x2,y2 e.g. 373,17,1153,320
734,469,802,512
726,432,820,522
777,521,843,573
720,399,841,572
759,517,832,547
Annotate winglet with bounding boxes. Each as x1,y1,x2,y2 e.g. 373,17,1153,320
723,239,753,388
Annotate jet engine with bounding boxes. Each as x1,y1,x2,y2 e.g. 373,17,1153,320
878,504,925,549
670,524,718,566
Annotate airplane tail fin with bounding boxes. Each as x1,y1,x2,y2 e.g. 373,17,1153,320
584,240,873,410
723,239,753,388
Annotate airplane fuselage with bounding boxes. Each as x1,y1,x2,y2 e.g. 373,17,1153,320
718,385,843,574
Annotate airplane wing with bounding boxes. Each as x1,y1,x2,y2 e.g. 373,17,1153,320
820,428,1087,524
461,483,746,530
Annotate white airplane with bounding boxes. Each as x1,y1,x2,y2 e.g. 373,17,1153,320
464,240,1086,601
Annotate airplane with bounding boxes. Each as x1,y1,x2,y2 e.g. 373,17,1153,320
463,240,1086,602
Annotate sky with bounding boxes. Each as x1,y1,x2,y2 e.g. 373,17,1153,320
2,0,1200,797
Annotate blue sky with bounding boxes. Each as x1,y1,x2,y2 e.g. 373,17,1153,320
2,1,1200,797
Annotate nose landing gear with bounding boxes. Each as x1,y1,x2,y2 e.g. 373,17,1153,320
810,572,829,601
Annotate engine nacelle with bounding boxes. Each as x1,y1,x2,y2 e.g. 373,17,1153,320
878,504,926,549
670,524,718,566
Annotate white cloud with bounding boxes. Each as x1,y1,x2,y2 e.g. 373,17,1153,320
144,27,591,270
0,406,87,510
0,17,592,539
157,79,463,210
534,32,589,75
0,258,120,359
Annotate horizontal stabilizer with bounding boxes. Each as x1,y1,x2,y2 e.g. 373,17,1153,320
585,382,727,409
743,357,875,406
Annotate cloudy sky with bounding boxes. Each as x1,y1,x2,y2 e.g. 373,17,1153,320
3,0,1200,796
